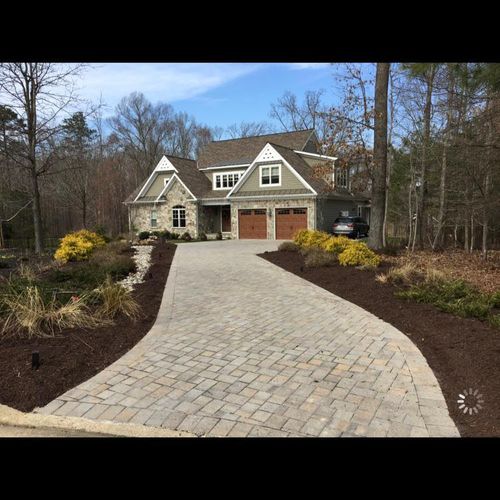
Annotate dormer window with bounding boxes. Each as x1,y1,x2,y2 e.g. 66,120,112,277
214,172,241,190
335,167,349,189
260,164,281,187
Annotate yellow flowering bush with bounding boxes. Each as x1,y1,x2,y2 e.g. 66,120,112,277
322,235,352,254
54,230,106,263
294,229,330,249
338,241,381,268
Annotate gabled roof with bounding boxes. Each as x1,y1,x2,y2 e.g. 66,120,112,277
197,129,318,169
124,155,211,205
269,143,332,195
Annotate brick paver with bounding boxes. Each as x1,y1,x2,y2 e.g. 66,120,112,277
36,240,459,437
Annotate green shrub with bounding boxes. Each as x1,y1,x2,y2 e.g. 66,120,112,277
199,232,208,241
170,232,179,240
338,241,381,268
159,230,171,239
181,231,192,241
278,241,299,252
488,314,500,329
304,249,338,268
138,231,150,241
396,278,494,320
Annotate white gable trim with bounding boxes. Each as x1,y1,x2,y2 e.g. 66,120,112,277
294,150,337,161
159,173,197,201
133,156,178,202
226,143,317,198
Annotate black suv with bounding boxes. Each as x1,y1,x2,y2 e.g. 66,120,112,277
332,216,369,238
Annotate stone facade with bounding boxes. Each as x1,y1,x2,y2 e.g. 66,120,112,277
129,179,198,238
229,197,316,239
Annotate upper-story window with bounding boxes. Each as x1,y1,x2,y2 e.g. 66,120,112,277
335,167,349,189
214,172,242,190
260,164,281,186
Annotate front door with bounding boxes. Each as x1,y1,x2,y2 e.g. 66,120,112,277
221,206,231,232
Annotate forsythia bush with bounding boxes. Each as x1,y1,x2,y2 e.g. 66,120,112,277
322,235,352,254
54,230,106,263
293,229,381,268
293,229,330,249
338,241,381,267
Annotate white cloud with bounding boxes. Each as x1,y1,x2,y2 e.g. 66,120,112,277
75,63,262,110
288,63,331,70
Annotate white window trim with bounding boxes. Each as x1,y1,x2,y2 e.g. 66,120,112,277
150,209,158,228
213,171,243,191
172,206,186,229
259,164,281,188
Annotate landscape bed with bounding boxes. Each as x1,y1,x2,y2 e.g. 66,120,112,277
259,248,500,438
0,241,176,412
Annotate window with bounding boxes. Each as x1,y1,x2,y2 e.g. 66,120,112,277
172,205,186,228
293,208,306,215
150,209,158,228
214,172,241,190
335,167,349,189
260,164,281,186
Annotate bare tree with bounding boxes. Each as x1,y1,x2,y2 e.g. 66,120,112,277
108,92,175,184
225,121,271,139
0,63,85,253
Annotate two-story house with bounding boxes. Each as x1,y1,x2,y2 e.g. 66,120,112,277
124,129,371,240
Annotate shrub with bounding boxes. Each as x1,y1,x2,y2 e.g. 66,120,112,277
396,278,494,320
151,231,161,238
54,230,106,263
159,230,171,239
322,235,352,254
383,262,421,285
93,276,140,320
304,249,338,268
170,232,179,240
1,286,105,338
278,241,299,252
181,231,192,241
293,229,312,246
199,232,208,241
0,261,8,269
138,231,150,241
302,230,331,249
338,241,381,268
488,314,500,329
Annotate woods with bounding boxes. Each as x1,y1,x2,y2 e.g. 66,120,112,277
0,62,499,255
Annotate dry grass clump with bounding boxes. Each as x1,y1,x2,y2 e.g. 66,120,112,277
304,249,338,268
278,241,299,252
93,276,140,320
1,286,106,338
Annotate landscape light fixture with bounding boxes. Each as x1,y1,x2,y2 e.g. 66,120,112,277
32,351,40,370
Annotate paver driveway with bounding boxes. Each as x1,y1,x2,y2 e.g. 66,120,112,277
37,240,459,437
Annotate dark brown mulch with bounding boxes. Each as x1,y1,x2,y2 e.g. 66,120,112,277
0,241,176,413
259,250,500,438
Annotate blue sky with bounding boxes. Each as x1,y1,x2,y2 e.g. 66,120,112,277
77,63,343,131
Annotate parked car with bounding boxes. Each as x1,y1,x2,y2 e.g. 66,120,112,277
332,216,369,238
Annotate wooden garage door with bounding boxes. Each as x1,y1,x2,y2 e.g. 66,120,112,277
276,208,308,240
238,209,267,239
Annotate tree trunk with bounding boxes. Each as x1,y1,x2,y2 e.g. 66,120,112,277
417,65,435,250
368,63,390,250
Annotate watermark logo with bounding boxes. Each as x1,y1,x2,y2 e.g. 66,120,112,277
457,388,484,415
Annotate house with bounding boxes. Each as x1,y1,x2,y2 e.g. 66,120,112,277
124,129,371,240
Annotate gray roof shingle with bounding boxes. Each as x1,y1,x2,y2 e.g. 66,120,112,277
197,129,317,169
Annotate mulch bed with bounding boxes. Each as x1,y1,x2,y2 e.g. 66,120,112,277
0,241,176,413
259,250,500,437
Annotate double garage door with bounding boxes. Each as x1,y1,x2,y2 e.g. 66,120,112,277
238,207,307,239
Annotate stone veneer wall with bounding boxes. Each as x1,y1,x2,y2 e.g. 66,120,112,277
230,198,316,239
129,179,198,238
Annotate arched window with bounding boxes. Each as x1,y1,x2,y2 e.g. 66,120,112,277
172,205,186,228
